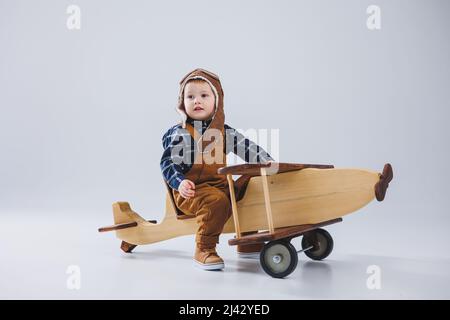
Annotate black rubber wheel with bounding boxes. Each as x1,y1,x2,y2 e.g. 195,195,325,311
260,240,298,278
301,228,334,261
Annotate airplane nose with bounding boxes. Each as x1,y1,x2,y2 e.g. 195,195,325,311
374,163,393,201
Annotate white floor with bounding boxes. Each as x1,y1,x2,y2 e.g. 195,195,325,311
1,212,449,300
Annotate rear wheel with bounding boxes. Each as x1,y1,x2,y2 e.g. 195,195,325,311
301,228,334,261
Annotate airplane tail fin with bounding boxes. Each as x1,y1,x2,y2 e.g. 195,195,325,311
98,202,155,233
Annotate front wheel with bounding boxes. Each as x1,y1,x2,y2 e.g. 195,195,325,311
260,240,298,278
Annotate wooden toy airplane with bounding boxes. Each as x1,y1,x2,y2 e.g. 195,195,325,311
99,162,393,278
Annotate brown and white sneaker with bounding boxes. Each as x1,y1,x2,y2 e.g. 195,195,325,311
237,243,264,259
194,246,225,270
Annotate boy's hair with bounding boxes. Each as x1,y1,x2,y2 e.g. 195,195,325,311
185,78,207,85
183,78,216,102
184,78,210,92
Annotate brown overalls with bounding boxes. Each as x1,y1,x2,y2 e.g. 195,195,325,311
172,121,233,249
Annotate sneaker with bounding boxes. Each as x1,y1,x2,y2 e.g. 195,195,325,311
194,246,224,270
237,243,264,259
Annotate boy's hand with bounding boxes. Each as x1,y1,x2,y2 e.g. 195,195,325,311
178,179,196,199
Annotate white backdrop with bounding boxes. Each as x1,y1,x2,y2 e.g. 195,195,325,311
1,0,449,299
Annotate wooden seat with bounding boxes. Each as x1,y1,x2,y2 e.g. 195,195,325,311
164,175,253,220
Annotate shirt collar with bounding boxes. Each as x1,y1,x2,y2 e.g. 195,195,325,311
186,118,212,133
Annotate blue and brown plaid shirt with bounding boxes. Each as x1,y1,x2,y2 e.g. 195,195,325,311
160,119,274,190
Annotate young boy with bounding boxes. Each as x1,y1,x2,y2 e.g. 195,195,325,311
160,68,274,270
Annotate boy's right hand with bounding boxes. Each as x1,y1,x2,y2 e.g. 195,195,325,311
178,179,196,199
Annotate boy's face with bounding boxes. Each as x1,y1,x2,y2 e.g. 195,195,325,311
183,81,216,121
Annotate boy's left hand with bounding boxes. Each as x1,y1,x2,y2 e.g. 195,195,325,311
179,179,196,199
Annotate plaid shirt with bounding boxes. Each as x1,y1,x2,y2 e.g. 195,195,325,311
160,119,274,190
